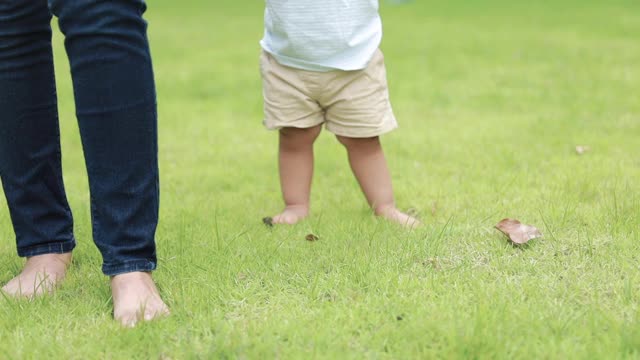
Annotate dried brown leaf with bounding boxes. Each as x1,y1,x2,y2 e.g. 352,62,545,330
430,201,439,216
236,272,248,282
262,217,274,227
495,218,542,244
422,257,441,270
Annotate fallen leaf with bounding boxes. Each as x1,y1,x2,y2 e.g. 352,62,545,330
575,145,590,155
262,217,274,227
305,233,319,242
495,218,542,244
236,272,247,281
430,201,439,216
422,257,441,270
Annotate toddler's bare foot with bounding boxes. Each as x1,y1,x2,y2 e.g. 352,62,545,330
111,271,170,327
271,205,309,225
376,206,422,229
1,253,72,298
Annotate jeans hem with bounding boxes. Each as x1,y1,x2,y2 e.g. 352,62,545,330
102,260,157,276
17,238,76,257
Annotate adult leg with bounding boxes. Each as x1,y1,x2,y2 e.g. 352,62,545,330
49,0,167,325
0,0,74,297
336,135,420,228
271,125,322,225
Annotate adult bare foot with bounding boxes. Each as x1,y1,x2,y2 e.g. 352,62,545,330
271,205,309,225
111,271,169,327
1,253,72,298
376,206,422,229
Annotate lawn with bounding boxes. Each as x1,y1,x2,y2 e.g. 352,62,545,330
1,0,639,358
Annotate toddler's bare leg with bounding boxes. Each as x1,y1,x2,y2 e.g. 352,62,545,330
336,135,420,228
272,125,322,225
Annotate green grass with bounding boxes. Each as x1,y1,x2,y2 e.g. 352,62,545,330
1,0,639,358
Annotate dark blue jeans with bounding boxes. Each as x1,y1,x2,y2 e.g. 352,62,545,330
0,0,159,276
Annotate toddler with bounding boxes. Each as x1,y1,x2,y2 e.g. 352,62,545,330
260,0,419,228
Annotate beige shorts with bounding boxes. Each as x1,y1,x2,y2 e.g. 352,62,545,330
260,49,398,138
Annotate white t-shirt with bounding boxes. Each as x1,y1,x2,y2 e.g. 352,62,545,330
260,0,382,72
